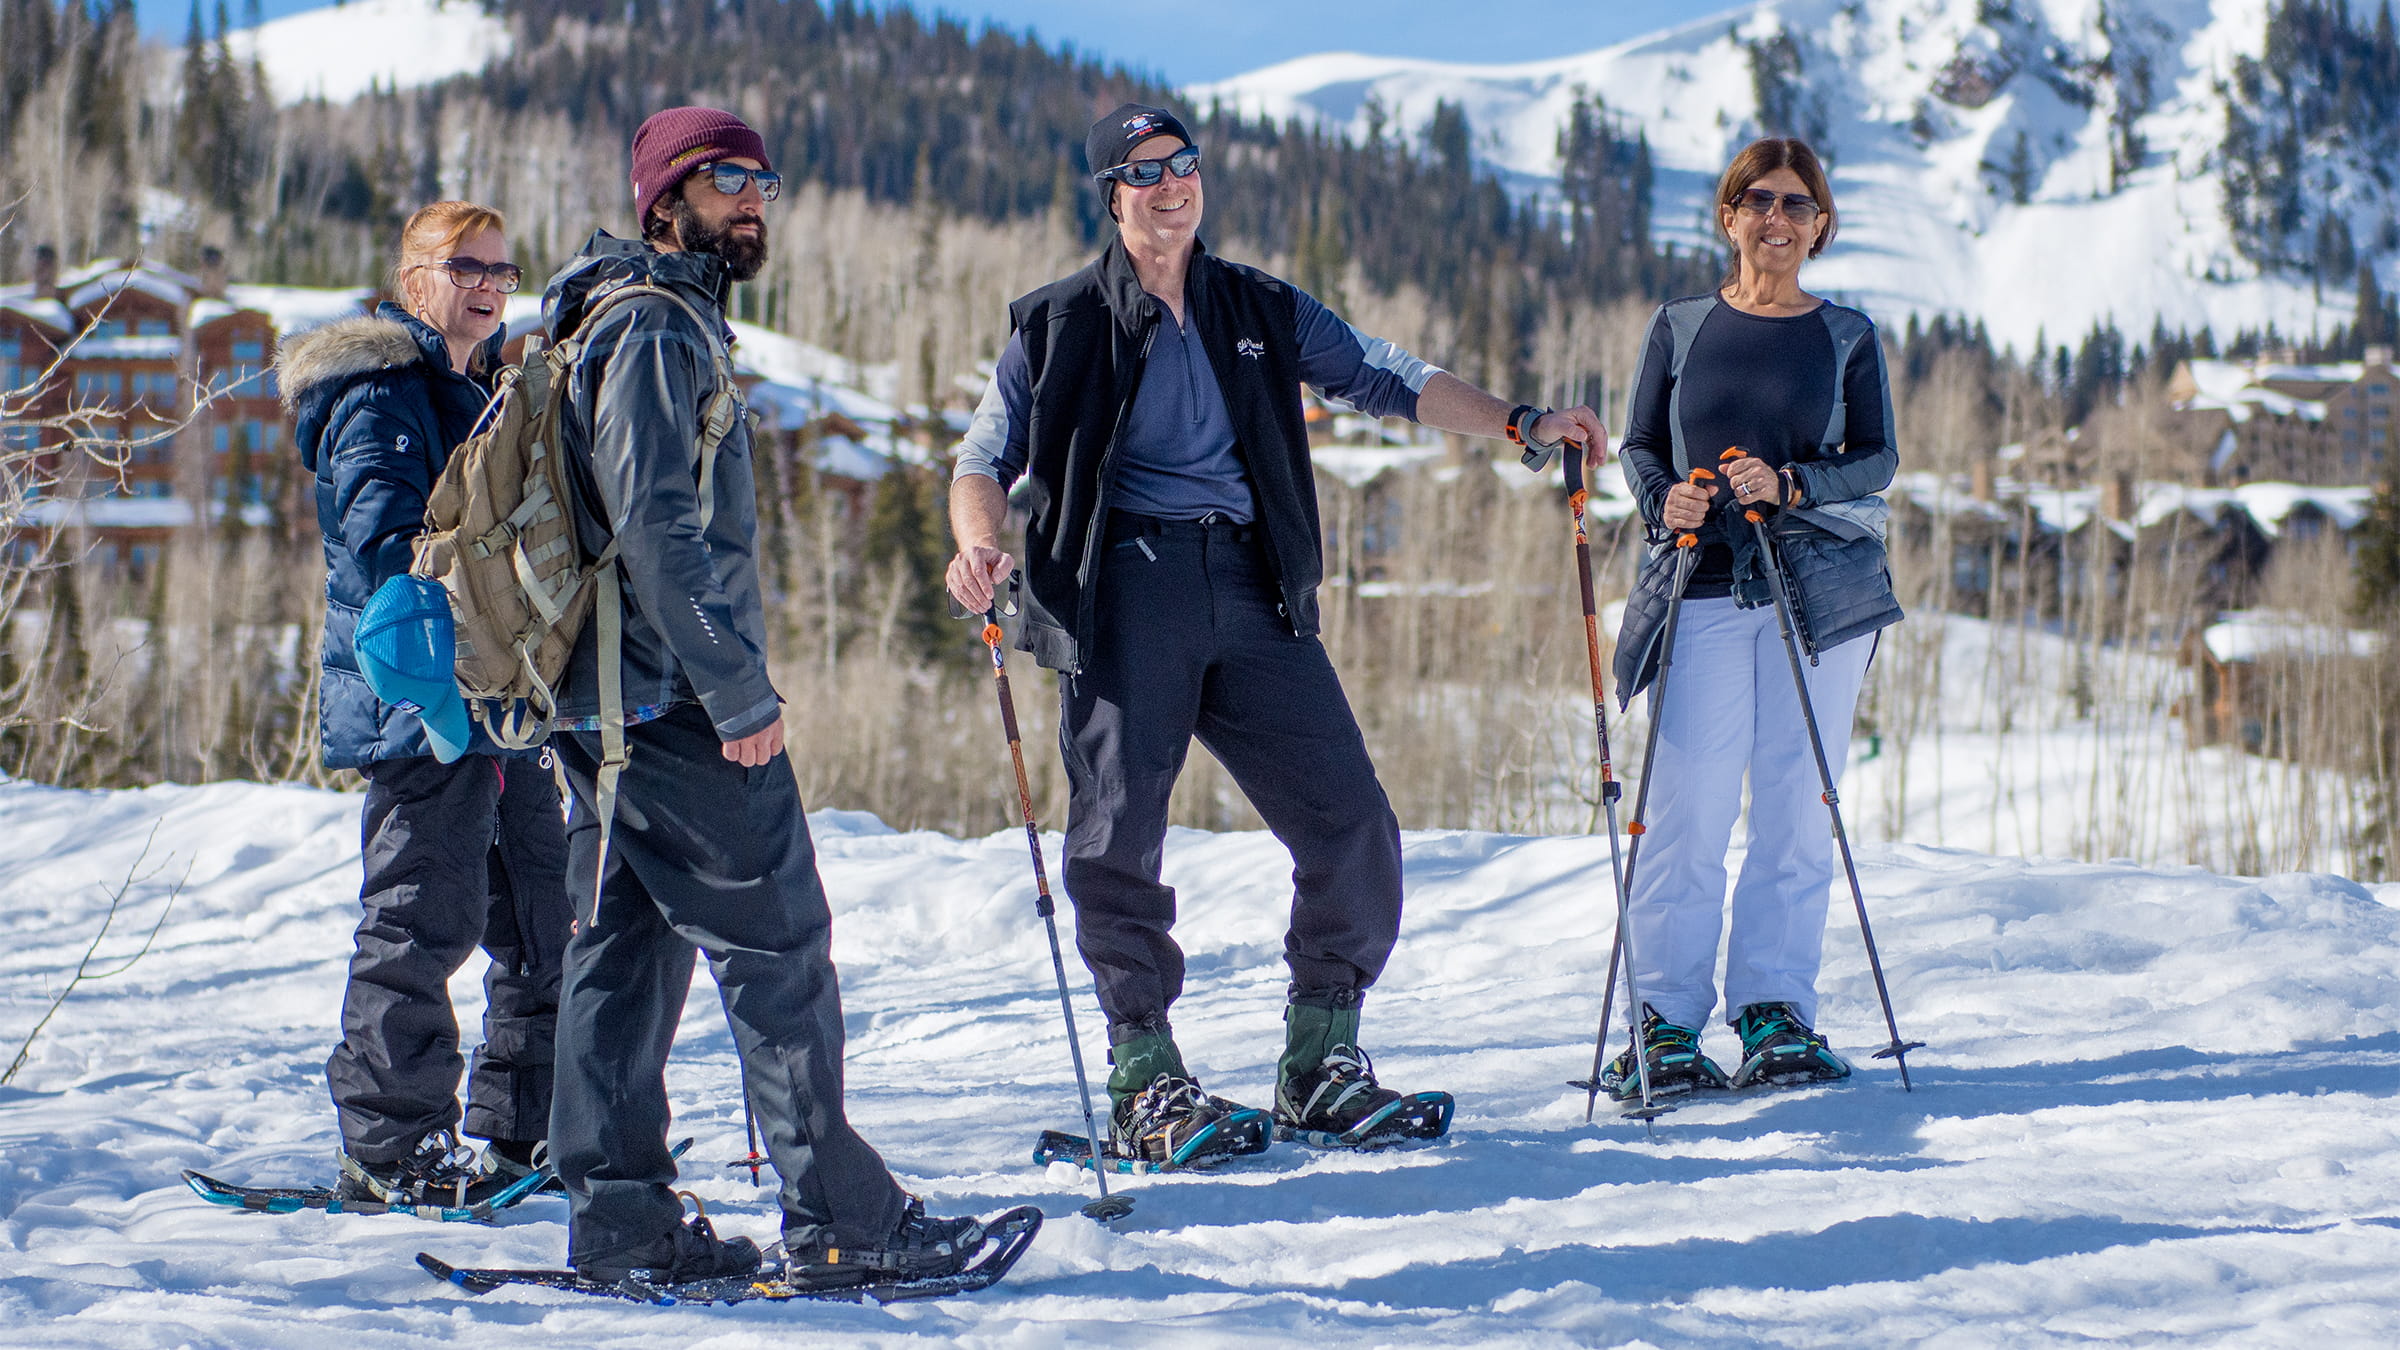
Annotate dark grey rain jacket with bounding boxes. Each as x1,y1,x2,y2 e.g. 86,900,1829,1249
542,232,780,742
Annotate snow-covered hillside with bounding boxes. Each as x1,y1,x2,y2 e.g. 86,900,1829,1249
3,776,2398,1345
229,0,510,105
1191,0,2375,351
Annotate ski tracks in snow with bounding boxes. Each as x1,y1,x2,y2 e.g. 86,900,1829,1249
2,779,2397,1346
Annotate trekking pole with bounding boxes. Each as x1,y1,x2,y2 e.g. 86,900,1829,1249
1565,466,1712,1123
976,589,1134,1223
1532,441,1667,1129
725,1094,766,1186
1733,460,1926,1091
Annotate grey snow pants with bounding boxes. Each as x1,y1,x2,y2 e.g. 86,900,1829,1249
549,702,906,1271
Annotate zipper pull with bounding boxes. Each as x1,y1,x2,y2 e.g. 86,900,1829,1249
1135,537,1157,562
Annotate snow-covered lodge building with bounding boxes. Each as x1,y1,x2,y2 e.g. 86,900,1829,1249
2168,349,2398,485
2,248,923,580
1,247,367,576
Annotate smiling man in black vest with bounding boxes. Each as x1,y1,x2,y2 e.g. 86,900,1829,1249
947,103,1608,1165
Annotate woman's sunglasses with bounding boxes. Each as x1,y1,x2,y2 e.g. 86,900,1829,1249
1095,146,1202,189
429,258,525,293
1733,188,1822,221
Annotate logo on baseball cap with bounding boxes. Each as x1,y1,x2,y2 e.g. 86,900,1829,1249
356,575,473,764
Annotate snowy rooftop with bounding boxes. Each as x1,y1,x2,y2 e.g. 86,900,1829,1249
2201,610,2387,664
1890,472,2376,539
0,293,75,332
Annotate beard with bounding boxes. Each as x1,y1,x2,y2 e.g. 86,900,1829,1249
673,196,769,281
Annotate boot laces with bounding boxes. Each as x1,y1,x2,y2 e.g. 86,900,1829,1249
1303,1044,1381,1118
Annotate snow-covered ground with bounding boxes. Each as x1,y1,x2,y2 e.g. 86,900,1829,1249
4,775,2398,1345
228,0,511,105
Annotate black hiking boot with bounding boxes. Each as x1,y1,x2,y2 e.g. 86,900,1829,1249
336,1128,521,1207
482,1138,562,1194
1730,1001,1853,1088
576,1204,763,1286
1598,1006,1731,1102
769,1196,986,1286
1271,1002,1452,1148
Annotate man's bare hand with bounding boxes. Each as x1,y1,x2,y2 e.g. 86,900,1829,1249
722,718,785,767
945,544,1016,615
1533,406,1610,468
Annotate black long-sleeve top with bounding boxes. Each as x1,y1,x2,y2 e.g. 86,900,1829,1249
1618,294,1896,596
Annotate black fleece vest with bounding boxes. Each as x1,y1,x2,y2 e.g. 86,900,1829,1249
1007,239,1322,672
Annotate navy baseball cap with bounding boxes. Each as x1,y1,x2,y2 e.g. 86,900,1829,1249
357,575,473,764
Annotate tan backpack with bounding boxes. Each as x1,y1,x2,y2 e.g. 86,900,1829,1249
410,282,741,909
410,281,740,751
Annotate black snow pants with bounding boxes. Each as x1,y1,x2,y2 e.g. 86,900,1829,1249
327,752,572,1163
549,702,906,1271
1062,511,1405,1026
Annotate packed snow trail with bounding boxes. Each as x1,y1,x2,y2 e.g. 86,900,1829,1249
3,778,2397,1346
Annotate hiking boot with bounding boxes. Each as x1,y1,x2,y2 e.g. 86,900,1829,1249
768,1196,985,1285
336,1128,519,1207
576,1206,763,1286
1111,1072,1265,1166
1730,1001,1853,1088
1599,1005,1730,1102
482,1138,562,1194
1272,1002,1452,1148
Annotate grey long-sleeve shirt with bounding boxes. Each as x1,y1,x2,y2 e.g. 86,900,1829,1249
954,285,1439,518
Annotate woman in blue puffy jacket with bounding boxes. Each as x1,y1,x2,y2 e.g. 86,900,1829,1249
279,201,570,1204
1602,138,1903,1103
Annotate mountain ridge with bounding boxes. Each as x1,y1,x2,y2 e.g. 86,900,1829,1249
1189,0,2393,353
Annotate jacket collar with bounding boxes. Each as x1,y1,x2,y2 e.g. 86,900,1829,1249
1096,235,1210,339
373,301,503,380
543,230,736,344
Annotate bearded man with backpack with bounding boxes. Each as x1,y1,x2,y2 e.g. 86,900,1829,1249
534,107,987,1287
281,200,571,1208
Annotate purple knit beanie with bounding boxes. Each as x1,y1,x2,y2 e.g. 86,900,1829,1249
630,107,773,227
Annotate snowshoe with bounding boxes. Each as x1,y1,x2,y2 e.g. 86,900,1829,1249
767,1195,984,1286
1272,1044,1452,1149
1598,1007,1730,1103
337,1129,525,1209
418,1206,1043,1306
1729,1002,1853,1089
1098,1073,1273,1170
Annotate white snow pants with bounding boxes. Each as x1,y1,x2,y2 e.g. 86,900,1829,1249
1625,596,1872,1031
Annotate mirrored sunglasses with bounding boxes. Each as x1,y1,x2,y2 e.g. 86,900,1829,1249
1096,146,1202,189
705,163,783,201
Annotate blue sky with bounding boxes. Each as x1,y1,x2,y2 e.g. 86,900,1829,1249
137,0,1754,84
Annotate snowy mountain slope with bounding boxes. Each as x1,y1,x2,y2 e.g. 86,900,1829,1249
1190,0,2373,351
228,0,511,105
3,774,2398,1345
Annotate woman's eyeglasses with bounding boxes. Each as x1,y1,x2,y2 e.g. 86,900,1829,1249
429,258,525,293
1095,146,1202,188
1734,188,1822,221
704,163,783,201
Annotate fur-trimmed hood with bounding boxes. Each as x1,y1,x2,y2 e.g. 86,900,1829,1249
275,309,428,411
285,302,499,475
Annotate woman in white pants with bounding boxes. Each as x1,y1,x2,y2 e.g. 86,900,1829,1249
1602,136,1903,1098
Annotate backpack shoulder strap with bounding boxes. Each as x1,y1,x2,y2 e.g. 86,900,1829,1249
552,282,741,529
